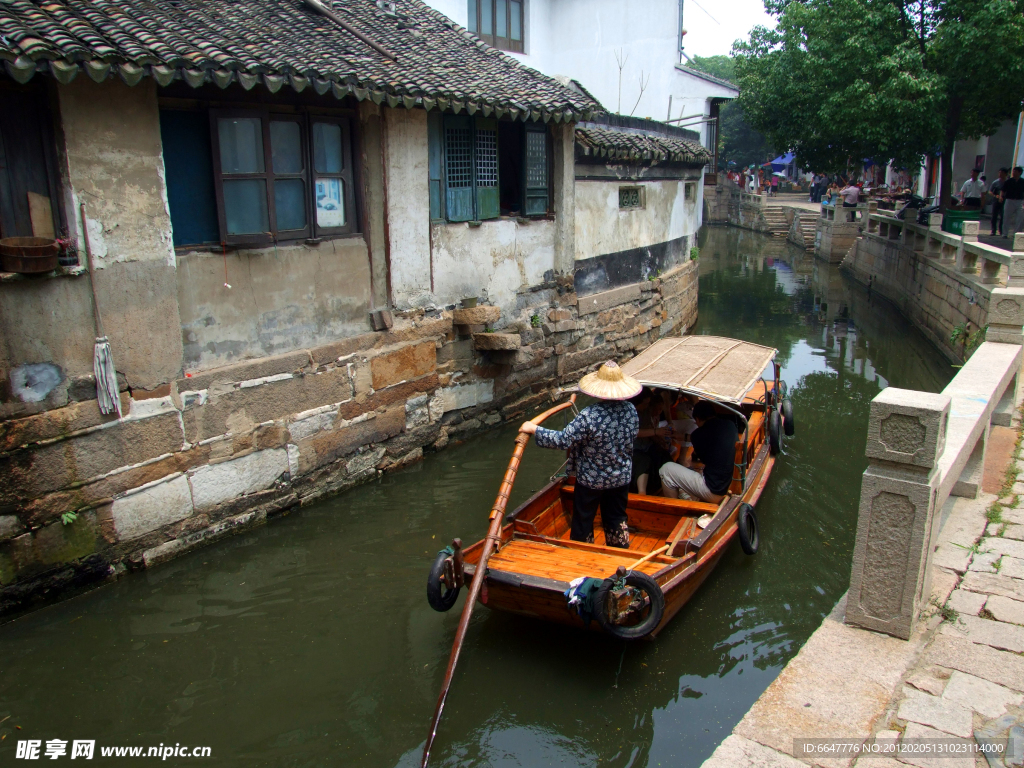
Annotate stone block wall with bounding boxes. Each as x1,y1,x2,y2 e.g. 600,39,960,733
0,262,697,614
842,234,992,362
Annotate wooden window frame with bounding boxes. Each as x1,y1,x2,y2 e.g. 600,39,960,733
309,116,357,238
467,0,524,53
209,109,357,246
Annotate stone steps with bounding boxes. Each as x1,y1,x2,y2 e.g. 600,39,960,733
794,212,819,249
762,208,790,237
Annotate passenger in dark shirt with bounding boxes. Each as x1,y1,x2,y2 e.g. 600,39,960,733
1004,167,1024,242
659,401,738,502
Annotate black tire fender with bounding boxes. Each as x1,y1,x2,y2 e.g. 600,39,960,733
738,503,759,555
781,398,795,436
427,551,461,612
594,571,666,640
768,408,783,455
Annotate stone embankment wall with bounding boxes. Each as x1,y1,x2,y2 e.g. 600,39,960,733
705,181,774,234
841,213,1024,362
0,264,697,614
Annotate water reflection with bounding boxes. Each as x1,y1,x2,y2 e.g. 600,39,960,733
0,227,954,768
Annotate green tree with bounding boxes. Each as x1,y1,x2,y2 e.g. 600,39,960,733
733,0,1024,208
689,56,771,170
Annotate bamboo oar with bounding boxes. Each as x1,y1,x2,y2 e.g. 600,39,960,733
421,394,577,768
623,544,669,572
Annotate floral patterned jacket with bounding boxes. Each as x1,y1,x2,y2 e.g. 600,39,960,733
534,401,639,490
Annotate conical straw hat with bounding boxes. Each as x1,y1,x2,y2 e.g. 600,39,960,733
578,360,642,400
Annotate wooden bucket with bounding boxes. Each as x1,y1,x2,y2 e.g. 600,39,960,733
0,237,60,274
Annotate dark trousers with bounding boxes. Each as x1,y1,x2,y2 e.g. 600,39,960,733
992,200,1004,235
842,201,857,207
572,483,629,546
964,197,981,209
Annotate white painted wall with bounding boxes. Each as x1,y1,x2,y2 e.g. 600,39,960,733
430,219,556,308
574,178,699,259
422,0,738,149
383,109,433,308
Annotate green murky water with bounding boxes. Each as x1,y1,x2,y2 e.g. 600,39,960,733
0,227,954,767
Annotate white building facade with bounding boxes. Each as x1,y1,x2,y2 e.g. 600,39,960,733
424,0,738,156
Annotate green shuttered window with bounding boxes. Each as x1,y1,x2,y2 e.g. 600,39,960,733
475,118,499,220
524,124,549,215
428,117,548,223
444,115,475,222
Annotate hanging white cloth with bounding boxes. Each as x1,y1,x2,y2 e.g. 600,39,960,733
93,336,122,418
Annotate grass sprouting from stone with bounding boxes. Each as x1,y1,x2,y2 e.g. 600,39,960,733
931,598,959,624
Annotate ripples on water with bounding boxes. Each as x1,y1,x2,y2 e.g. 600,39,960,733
0,227,953,767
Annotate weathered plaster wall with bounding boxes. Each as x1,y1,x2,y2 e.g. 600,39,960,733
176,238,373,372
62,79,184,390
0,78,184,416
383,107,432,308
574,179,698,260
430,219,556,311
552,122,576,275
358,101,388,309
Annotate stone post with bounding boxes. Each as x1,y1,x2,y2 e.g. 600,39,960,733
845,388,951,640
1009,238,1024,288
957,221,979,273
987,287,1024,345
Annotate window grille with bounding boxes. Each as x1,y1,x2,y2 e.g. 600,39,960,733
525,130,547,188
619,186,642,209
475,127,498,187
445,126,473,189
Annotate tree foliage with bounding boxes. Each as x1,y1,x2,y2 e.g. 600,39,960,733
689,55,772,169
733,0,1024,205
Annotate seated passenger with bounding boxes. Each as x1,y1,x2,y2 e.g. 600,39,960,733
668,394,698,456
630,389,674,496
659,401,738,503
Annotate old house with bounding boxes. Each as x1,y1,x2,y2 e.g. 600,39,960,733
424,0,739,165
0,0,707,612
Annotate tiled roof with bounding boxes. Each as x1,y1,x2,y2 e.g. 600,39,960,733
675,64,739,93
575,126,711,166
0,0,600,121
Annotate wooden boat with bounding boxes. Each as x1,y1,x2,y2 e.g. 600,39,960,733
427,336,794,640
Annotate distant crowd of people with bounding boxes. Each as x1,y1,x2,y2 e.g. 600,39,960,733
724,167,781,196
958,166,1023,239
723,163,1023,241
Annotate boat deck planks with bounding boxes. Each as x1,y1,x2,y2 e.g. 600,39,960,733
488,538,665,582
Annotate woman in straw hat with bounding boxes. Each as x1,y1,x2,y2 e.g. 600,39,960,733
521,361,640,548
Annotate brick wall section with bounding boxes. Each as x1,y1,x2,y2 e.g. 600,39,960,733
0,261,697,613
842,234,990,362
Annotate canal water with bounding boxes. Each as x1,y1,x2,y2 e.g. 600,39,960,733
0,227,953,767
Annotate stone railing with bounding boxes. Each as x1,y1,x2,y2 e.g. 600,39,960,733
738,190,764,207
821,200,869,224
845,336,1024,639
865,209,1024,289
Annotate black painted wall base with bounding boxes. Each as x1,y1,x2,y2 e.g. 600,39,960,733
574,234,692,296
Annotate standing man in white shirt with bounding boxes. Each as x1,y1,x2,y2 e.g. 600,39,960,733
959,168,986,209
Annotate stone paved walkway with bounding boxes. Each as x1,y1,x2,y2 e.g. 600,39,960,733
702,411,1024,768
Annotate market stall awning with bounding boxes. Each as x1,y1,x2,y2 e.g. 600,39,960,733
770,152,795,171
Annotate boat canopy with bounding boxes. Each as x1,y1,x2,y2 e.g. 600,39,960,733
620,336,778,405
